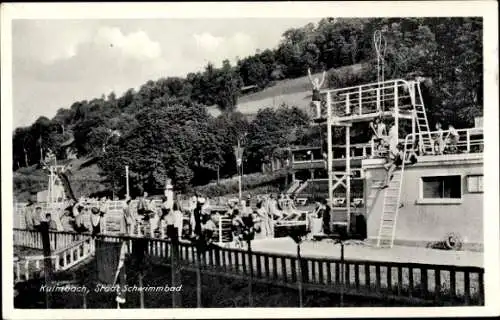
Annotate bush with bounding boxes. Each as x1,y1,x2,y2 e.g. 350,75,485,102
192,171,288,197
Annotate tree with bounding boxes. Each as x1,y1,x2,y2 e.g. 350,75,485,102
245,105,309,173
98,102,227,195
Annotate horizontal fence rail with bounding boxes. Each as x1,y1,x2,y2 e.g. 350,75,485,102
13,229,484,306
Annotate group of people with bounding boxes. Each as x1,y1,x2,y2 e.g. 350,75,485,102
370,115,460,188
433,121,460,155
22,189,333,246
369,117,406,188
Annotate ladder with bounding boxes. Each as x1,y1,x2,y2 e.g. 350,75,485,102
376,143,409,248
410,80,434,154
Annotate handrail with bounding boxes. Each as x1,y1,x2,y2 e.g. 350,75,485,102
403,127,483,154
321,78,412,95
53,236,92,255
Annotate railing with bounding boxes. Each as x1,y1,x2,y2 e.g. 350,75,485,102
12,229,484,305
403,127,483,156
291,143,373,163
322,79,418,117
14,231,95,284
52,236,95,271
13,255,58,283
292,127,484,167
13,228,88,251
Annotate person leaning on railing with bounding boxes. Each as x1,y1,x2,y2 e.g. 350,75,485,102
433,121,445,155
60,207,75,232
45,213,58,231
444,124,460,153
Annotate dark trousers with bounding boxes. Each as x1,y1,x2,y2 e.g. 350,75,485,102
166,225,179,241
323,219,331,234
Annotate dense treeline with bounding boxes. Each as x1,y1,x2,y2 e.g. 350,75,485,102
12,17,483,196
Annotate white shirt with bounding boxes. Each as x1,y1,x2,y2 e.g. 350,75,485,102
388,126,398,152
377,123,386,137
448,126,459,137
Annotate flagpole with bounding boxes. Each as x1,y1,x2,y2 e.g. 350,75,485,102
238,139,242,202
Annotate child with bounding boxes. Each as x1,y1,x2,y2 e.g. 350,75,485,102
369,116,387,157
445,124,460,153
433,122,444,155
45,213,58,231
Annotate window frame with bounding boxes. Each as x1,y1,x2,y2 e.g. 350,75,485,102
466,175,484,193
418,174,463,205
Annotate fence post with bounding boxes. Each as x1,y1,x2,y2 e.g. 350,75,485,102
40,223,53,308
466,130,471,153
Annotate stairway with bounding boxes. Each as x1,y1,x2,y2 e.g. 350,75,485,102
286,180,302,195
14,236,94,284
293,180,309,196
410,81,433,154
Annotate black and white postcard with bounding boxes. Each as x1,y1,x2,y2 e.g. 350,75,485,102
2,1,499,319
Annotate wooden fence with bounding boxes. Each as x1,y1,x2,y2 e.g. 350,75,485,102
13,229,484,306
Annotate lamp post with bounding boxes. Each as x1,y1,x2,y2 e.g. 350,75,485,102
237,139,243,202
125,165,130,199
307,150,313,199
234,133,247,202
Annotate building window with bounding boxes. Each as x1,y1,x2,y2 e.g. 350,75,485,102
467,175,483,193
421,175,462,199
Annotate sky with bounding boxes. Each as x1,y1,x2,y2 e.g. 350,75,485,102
12,18,321,128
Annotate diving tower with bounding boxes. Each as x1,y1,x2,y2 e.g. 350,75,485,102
313,77,433,248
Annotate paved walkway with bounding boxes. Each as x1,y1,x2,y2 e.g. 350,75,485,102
245,237,483,267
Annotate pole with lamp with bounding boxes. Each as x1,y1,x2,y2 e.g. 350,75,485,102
234,133,247,203
306,150,314,199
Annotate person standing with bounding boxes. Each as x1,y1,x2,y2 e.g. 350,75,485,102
201,213,217,245
137,191,149,219
255,201,271,237
308,68,326,118
90,206,106,237
23,200,35,230
369,116,387,157
45,213,58,231
121,198,134,235
445,123,460,153
72,200,90,233
171,202,184,240
193,197,205,238
322,199,331,235
433,121,444,155
32,206,43,231
60,208,75,232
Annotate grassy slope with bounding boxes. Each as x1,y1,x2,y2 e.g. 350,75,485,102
235,63,366,115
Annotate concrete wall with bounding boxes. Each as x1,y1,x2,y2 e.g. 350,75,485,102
363,153,483,249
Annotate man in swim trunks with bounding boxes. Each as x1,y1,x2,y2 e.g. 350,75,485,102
308,68,326,119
